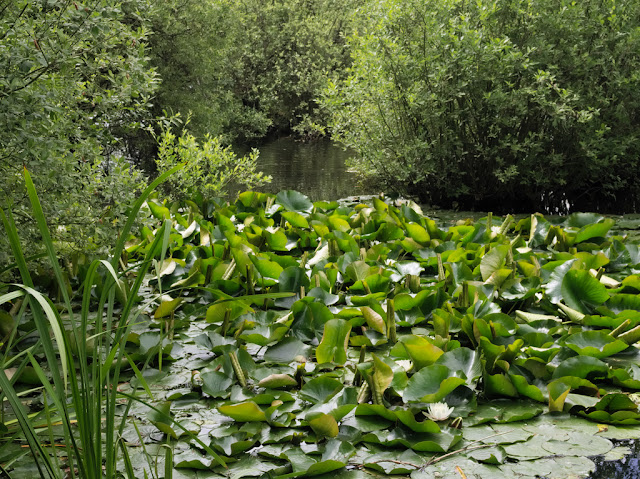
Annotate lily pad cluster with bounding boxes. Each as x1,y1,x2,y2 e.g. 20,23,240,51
120,191,640,477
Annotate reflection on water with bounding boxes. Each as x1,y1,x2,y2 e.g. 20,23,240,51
250,137,368,201
589,439,640,479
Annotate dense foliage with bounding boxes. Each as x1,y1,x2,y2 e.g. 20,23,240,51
149,0,358,142
155,126,271,202
0,0,157,263
5,187,640,477
323,0,640,212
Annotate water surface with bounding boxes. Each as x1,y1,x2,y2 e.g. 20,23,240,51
252,137,368,201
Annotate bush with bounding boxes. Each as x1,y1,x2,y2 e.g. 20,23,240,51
323,0,640,212
0,0,157,265
149,0,359,142
155,126,271,202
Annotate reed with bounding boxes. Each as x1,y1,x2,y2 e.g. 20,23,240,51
0,165,224,478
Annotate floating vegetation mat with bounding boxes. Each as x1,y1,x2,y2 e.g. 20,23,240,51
5,190,640,478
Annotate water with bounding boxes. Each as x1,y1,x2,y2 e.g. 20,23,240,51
251,137,368,201
589,439,640,479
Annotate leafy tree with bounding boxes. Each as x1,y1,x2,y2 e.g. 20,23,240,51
0,0,158,263
323,0,640,212
149,0,358,142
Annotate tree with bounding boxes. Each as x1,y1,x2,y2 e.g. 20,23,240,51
0,0,158,262
323,0,640,212
149,0,359,142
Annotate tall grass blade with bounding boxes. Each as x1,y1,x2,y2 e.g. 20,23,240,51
0,208,33,287
0,290,25,306
23,169,74,319
0,368,57,478
0,165,183,477
119,437,136,479
164,444,173,479
111,164,184,271
157,219,172,295
13,285,68,392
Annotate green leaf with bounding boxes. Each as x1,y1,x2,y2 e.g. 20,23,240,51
147,401,178,439
560,270,610,313
552,356,609,380
250,256,284,279
154,297,183,319
281,211,310,228
276,190,313,214
370,353,394,398
218,402,267,422
201,371,234,398
258,374,297,389
403,364,466,402
480,245,509,282
316,318,351,364
360,306,385,334
564,331,628,359
308,413,339,438
405,223,430,245
147,200,171,220
264,337,312,363
300,376,343,404
402,336,443,371
435,348,482,383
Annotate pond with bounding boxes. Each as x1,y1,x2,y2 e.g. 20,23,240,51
250,136,640,479
251,137,369,201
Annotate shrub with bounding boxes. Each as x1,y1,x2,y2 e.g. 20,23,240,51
323,0,640,212
155,126,271,202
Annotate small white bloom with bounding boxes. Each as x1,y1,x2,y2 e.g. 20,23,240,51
308,243,330,267
424,402,454,422
396,360,413,372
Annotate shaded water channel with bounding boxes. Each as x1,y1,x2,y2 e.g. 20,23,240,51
251,137,640,479
251,137,369,201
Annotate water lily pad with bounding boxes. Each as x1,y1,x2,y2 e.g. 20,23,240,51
300,376,343,404
552,355,609,379
201,370,233,398
403,364,467,402
561,269,610,313
360,306,385,334
218,401,267,422
276,190,313,214
435,348,481,383
564,331,628,358
308,413,339,438
316,318,351,364
281,211,310,228
541,432,612,456
258,374,297,389
401,336,444,371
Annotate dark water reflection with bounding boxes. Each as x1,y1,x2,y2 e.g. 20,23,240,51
590,439,640,479
250,137,369,201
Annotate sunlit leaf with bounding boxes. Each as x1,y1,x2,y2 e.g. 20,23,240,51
218,402,267,422
316,318,351,364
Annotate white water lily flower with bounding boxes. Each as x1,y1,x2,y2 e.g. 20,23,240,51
308,243,330,267
396,360,413,372
424,402,454,422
